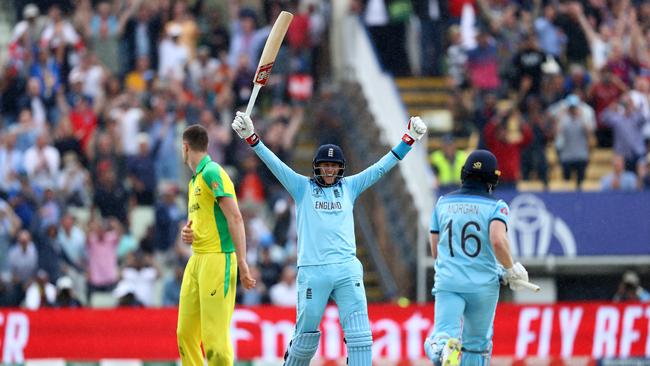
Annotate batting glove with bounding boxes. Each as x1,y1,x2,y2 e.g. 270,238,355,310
504,262,529,291
402,116,427,145
232,112,259,146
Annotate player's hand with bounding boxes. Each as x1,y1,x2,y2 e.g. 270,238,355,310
181,220,193,245
238,262,256,290
232,111,255,140
504,262,529,291
406,116,427,142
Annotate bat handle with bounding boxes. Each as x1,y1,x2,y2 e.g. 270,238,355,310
245,83,262,117
511,279,541,292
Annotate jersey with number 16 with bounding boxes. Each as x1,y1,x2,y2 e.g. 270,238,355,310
430,192,510,293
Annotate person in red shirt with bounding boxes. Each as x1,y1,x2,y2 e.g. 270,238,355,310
69,95,97,154
588,68,627,146
286,3,310,52
483,108,533,188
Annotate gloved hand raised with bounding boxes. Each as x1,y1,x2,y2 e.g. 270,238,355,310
232,112,259,145
402,116,427,145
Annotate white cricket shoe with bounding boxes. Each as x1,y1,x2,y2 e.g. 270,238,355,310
441,338,461,366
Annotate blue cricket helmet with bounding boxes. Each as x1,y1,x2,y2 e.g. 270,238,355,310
461,149,501,186
312,144,346,187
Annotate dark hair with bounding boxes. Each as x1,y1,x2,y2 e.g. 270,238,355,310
182,124,209,152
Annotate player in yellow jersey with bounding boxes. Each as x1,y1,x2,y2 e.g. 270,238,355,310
177,124,256,365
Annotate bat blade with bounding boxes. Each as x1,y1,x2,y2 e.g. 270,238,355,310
253,11,294,87
245,11,293,117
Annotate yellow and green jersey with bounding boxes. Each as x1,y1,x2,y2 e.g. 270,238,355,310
187,155,237,254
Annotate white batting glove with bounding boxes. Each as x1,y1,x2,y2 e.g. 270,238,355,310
504,262,529,291
402,116,427,145
232,112,259,145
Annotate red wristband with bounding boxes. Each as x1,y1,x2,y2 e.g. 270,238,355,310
246,133,260,146
401,133,415,146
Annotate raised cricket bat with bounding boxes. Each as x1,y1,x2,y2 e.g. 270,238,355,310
244,11,294,117
511,279,541,292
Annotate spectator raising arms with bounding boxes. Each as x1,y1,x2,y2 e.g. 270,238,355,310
484,108,532,188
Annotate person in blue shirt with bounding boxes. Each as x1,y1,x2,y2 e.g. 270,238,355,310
424,150,530,366
232,112,427,366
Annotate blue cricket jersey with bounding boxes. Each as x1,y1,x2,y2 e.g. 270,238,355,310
252,140,412,267
430,187,510,293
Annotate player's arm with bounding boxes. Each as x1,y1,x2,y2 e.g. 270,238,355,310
232,112,306,198
218,196,256,289
489,220,513,269
430,232,439,260
347,117,427,196
429,204,440,260
489,218,529,290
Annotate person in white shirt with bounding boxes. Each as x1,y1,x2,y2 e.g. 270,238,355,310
11,4,45,47
187,46,219,92
269,266,297,307
24,269,56,310
112,97,144,157
40,4,84,51
24,132,61,190
68,51,105,102
158,24,189,82
120,251,158,306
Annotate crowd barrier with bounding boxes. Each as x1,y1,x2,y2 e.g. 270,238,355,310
1,302,649,363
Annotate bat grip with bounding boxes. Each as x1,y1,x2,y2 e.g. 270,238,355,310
245,84,262,117
511,279,541,292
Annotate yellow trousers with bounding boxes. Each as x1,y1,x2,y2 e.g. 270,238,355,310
177,252,237,365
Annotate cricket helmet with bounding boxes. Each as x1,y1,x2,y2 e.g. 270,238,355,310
312,144,345,187
461,149,501,187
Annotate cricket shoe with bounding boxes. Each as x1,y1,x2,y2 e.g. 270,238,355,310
441,338,461,366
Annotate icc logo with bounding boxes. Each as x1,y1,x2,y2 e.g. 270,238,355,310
507,194,576,258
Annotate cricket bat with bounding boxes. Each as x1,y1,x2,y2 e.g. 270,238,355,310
511,279,541,292
244,11,294,117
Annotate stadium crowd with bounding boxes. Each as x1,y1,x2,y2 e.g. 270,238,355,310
357,0,650,191
1,0,648,309
0,0,328,308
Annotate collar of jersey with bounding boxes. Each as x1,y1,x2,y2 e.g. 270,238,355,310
194,155,211,177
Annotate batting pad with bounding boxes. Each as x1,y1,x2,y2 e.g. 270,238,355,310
461,345,492,366
342,311,372,366
283,331,320,366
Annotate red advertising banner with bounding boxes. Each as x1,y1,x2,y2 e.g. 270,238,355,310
0,303,649,362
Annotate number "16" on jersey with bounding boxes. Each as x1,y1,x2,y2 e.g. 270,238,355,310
445,220,482,258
